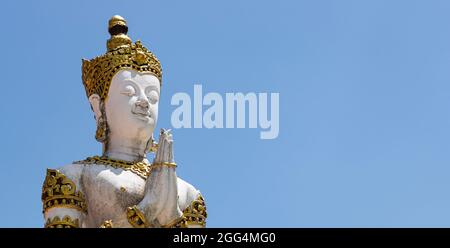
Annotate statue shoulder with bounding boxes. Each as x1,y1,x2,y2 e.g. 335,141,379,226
176,177,205,210
47,163,85,185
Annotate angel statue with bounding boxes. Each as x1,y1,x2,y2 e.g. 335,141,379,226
41,15,207,228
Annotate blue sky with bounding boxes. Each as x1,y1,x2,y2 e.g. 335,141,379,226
2,0,450,227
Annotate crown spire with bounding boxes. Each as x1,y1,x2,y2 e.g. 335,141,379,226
107,15,132,51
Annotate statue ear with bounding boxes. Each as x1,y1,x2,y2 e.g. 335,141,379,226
88,94,102,121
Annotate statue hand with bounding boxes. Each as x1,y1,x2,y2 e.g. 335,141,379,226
138,129,182,227
154,128,174,163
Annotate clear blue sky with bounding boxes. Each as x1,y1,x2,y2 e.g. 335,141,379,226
2,0,450,227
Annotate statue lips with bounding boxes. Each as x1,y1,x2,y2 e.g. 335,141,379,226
132,109,152,122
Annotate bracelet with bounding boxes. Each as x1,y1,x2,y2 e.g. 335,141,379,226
151,162,177,169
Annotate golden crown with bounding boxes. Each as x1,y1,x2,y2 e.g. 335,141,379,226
82,15,162,101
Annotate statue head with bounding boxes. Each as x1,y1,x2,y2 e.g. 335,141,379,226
81,15,162,154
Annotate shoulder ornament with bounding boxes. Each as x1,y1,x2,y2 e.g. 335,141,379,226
42,169,87,213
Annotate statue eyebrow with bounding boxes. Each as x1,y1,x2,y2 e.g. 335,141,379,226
122,79,139,88
145,85,160,93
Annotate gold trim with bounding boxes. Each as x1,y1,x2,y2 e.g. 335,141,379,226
100,220,113,228
171,194,207,228
151,162,177,169
108,15,127,31
73,156,151,180
45,215,79,228
126,205,148,228
42,169,87,213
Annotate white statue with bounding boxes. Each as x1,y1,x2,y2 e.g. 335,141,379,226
41,15,207,228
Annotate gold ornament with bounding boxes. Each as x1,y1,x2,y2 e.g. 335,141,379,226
100,220,114,228
149,141,158,153
151,161,177,169
172,194,207,228
95,113,108,142
82,15,162,101
126,205,148,228
73,156,151,180
42,169,87,213
146,135,158,153
45,215,80,228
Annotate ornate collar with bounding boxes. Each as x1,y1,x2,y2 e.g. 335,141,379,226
73,156,151,180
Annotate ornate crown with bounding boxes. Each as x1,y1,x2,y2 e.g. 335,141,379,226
82,15,162,101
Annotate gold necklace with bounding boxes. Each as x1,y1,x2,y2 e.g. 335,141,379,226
73,156,151,180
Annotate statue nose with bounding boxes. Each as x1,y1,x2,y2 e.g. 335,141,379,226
136,98,149,110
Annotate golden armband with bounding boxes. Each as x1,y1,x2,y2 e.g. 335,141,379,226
100,220,114,228
41,169,87,213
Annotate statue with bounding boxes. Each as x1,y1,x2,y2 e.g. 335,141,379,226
41,15,207,228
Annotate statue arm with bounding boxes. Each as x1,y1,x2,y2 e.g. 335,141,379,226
41,168,87,228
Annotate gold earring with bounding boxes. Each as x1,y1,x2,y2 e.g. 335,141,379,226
95,115,107,142
148,134,158,153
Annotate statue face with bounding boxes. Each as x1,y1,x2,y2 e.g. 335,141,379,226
105,69,160,142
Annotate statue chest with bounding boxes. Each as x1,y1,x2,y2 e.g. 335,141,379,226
80,164,146,227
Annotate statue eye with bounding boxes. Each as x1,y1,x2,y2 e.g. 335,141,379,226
146,90,159,104
121,85,136,96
